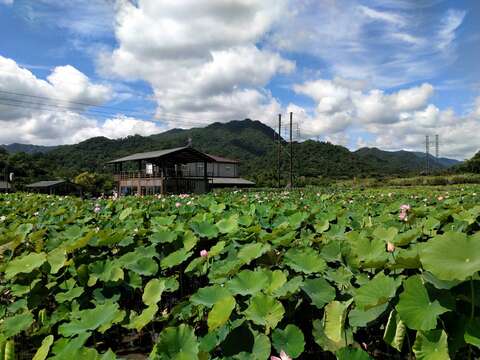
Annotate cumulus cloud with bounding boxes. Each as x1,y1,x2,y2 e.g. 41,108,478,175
99,0,294,128
293,77,480,159
268,0,467,87
0,55,162,145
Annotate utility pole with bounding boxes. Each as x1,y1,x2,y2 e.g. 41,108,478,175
425,135,430,174
289,112,293,188
435,134,439,159
277,114,281,188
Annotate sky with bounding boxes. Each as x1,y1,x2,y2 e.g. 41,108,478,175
0,0,479,159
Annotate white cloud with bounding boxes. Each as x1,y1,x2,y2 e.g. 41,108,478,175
99,0,294,127
269,1,467,87
293,77,480,159
0,55,162,145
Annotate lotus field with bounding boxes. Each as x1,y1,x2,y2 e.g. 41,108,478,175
1,186,480,359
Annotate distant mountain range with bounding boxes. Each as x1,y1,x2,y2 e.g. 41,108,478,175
0,119,463,186
1,143,57,154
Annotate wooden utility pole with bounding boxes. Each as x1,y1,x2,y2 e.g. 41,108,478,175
277,114,281,188
289,112,293,188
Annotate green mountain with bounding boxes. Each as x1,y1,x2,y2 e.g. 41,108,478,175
1,143,57,154
0,119,464,187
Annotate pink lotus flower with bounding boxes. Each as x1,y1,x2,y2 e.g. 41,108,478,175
94,204,101,213
387,241,395,253
437,196,444,201
200,249,208,257
175,202,181,208
399,211,408,221
271,350,291,360
400,204,411,211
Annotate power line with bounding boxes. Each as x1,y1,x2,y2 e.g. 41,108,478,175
0,99,212,128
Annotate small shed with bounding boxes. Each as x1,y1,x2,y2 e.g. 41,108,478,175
0,181,12,193
26,180,81,196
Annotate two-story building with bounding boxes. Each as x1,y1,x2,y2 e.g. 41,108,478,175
108,146,254,195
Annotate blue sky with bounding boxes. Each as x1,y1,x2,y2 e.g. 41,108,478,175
0,0,479,159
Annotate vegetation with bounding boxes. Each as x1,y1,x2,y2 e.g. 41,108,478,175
0,120,466,188
1,185,479,359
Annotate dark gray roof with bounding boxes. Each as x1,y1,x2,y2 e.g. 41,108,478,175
210,177,255,186
26,180,66,188
0,181,11,189
108,146,216,164
206,154,239,164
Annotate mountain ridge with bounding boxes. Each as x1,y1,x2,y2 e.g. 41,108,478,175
0,119,464,186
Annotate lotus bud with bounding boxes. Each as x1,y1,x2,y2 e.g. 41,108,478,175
387,242,395,253
200,249,208,257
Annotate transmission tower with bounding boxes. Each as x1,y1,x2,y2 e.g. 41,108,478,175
425,135,430,174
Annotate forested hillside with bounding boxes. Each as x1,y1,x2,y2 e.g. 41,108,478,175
0,119,463,187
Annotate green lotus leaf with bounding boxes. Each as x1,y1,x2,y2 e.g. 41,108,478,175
142,279,166,306
422,272,461,290
250,331,271,360
420,232,480,281
336,347,373,360
208,240,226,257
265,270,288,295
150,324,199,360
349,303,388,328
227,269,269,296
47,248,67,274
216,215,239,234
314,218,330,233
125,304,158,331
465,319,480,348
272,324,305,359
150,230,177,244
383,310,406,352
55,286,84,303
350,236,388,268
354,272,401,310
88,260,124,285
312,318,353,353
50,332,90,359
119,207,132,221
32,335,54,360
0,312,34,338
244,294,285,330
237,242,270,264
283,248,326,274
126,257,158,275
413,330,449,360
191,221,218,239
191,285,232,307
208,295,236,331
4,252,46,279
160,248,192,269
58,301,122,337
324,300,351,344
373,226,398,243
288,212,308,229
301,278,336,309
273,276,303,298
396,275,449,331
394,228,421,246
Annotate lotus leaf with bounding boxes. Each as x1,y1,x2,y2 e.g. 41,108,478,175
420,232,480,281
396,276,448,331
354,272,401,310
244,294,285,330
283,248,326,274
150,324,199,360
301,278,336,309
413,330,450,360
208,295,236,331
4,252,46,279
272,324,305,358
